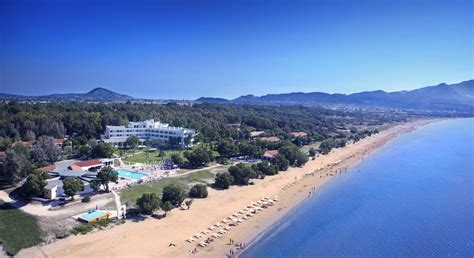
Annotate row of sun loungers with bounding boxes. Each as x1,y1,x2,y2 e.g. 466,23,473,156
186,196,280,246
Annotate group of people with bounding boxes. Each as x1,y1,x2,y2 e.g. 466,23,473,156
228,238,246,257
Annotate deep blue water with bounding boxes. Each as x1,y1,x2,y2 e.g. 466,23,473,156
244,119,474,258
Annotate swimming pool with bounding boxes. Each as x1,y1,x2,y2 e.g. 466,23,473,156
116,169,148,180
79,210,110,223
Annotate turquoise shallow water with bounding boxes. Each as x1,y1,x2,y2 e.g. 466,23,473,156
243,119,474,257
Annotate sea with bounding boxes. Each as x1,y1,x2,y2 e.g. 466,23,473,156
243,118,474,257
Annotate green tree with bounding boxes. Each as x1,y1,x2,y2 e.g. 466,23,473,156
308,148,317,157
228,163,257,185
77,145,90,159
90,180,101,192
273,155,290,171
238,142,263,158
124,136,140,149
136,193,161,215
161,201,174,214
188,184,208,198
63,178,84,200
36,136,62,163
22,172,48,197
184,145,213,167
170,153,184,167
161,184,186,207
216,139,239,158
3,146,31,183
252,161,278,176
214,172,233,189
319,139,335,154
91,143,113,158
96,166,118,192
279,143,308,167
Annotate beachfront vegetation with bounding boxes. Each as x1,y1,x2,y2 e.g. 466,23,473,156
228,163,257,185
94,166,118,192
214,172,233,189
161,201,173,214
278,144,308,167
188,184,208,198
161,184,187,207
0,200,42,255
136,193,161,215
63,178,84,200
120,170,214,205
252,161,278,176
0,101,398,185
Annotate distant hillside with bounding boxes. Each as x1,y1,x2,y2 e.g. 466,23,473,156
199,80,474,112
195,97,229,103
0,87,135,102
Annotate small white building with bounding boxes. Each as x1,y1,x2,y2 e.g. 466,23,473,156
101,119,195,147
44,184,58,200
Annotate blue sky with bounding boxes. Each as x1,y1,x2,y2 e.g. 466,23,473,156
0,0,472,99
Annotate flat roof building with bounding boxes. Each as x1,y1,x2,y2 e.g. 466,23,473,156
101,119,195,147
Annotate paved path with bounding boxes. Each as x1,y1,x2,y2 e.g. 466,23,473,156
0,189,113,218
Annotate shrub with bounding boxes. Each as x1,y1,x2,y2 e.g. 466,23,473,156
136,193,161,215
188,184,208,198
82,196,91,203
214,172,233,189
70,224,94,235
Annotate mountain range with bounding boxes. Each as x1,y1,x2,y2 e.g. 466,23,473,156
198,80,474,111
0,87,135,102
1,80,473,112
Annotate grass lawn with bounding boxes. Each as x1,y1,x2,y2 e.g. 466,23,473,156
120,169,214,206
113,146,147,156
123,150,184,164
0,200,42,255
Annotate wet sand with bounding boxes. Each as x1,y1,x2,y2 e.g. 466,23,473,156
17,120,436,258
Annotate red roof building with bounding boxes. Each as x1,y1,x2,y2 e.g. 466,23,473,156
263,150,279,159
37,165,56,173
53,139,65,146
70,159,102,170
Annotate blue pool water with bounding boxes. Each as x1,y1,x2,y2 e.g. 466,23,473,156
80,210,107,221
243,119,474,257
116,169,148,180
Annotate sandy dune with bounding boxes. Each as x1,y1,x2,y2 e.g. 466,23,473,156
17,120,434,258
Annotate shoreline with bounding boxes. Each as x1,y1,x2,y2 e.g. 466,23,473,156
231,119,439,258
17,119,438,258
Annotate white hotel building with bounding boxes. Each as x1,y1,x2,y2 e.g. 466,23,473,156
101,119,195,147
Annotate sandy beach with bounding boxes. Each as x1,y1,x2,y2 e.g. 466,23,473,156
17,119,435,258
